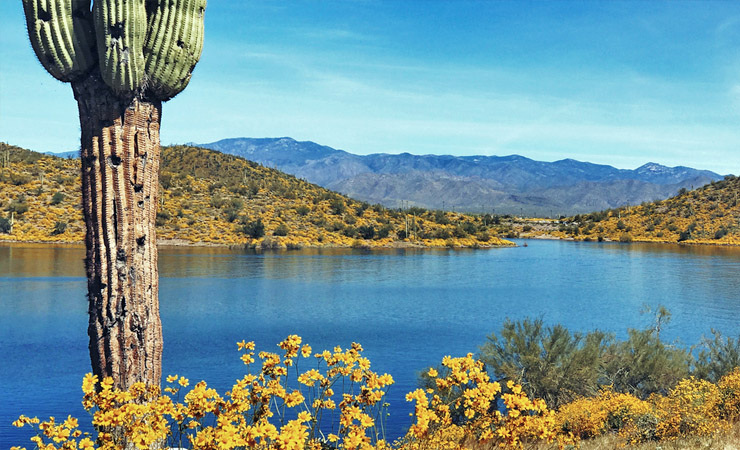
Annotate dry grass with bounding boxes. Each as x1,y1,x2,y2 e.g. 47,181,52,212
455,422,740,450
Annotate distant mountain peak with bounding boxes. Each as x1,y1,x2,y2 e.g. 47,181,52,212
636,162,670,173
199,137,722,215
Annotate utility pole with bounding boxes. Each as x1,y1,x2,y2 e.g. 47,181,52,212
9,211,14,234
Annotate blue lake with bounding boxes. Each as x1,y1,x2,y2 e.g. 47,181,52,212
2,239,740,447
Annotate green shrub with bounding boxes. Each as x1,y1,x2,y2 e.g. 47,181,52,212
694,330,740,382
51,221,67,235
273,223,289,236
241,219,265,238
480,318,609,408
357,225,375,240
50,191,65,205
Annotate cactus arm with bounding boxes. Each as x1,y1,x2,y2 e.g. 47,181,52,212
144,0,206,100
93,0,146,94
22,0,95,82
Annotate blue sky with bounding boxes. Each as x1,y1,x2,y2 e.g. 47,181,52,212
1,1,739,174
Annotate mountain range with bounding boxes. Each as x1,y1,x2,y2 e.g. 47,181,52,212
200,137,722,216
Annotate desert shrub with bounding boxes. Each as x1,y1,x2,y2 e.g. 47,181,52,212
480,318,609,408
694,330,740,382
9,172,32,186
376,224,393,239
433,228,451,240
342,226,358,238
155,210,171,226
408,355,559,449
602,328,692,398
51,221,67,235
273,223,289,236
555,388,651,440
653,377,723,440
619,232,633,242
7,195,29,216
476,231,491,242
223,208,240,223
241,219,265,238
0,217,10,233
452,225,467,238
357,225,375,240
433,210,450,225
50,191,65,205
329,198,346,215
295,205,311,216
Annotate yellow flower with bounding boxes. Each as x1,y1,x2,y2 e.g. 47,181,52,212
166,374,178,383
63,415,78,429
82,373,98,395
301,344,312,358
427,368,438,378
178,377,189,387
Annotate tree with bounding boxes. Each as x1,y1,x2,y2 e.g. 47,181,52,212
22,0,206,390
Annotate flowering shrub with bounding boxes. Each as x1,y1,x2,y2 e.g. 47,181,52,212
716,368,740,421
555,387,651,441
13,336,395,450
403,354,561,449
652,377,725,440
13,335,740,450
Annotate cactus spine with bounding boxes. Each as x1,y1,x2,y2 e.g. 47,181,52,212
144,0,206,99
93,0,147,93
22,0,96,82
22,0,206,394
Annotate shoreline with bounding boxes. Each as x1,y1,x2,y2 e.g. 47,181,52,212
0,237,516,250
519,232,740,247
3,235,740,249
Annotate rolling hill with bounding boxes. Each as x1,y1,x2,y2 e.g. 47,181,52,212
0,143,512,248
524,175,740,245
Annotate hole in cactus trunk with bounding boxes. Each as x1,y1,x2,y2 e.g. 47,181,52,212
107,155,122,167
38,9,51,21
176,39,184,49
110,22,125,40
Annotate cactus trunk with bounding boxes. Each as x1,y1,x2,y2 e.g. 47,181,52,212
73,72,163,390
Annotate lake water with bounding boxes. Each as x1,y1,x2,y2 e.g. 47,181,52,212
3,239,740,447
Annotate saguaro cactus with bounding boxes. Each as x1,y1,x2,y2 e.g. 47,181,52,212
22,0,206,390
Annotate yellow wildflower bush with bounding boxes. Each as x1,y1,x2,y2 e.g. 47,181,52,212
555,388,651,442
13,340,565,450
14,336,396,450
716,368,740,421
403,354,559,449
652,377,725,441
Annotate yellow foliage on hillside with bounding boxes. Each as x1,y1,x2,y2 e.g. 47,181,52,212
0,143,513,248
529,176,740,245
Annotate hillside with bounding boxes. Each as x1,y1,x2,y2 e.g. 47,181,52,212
0,143,512,248
201,137,722,216
526,176,740,245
